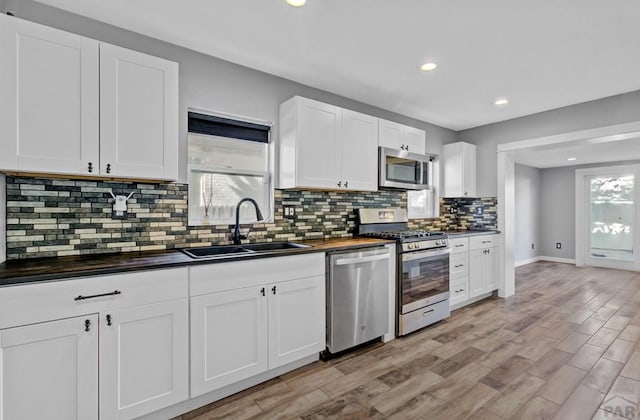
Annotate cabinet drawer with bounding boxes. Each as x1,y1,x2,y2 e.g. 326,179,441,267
0,268,188,329
450,277,469,306
190,252,325,296
470,234,499,251
450,253,469,279
448,237,469,254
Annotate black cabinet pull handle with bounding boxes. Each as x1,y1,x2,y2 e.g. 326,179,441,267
88,162,93,173
106,163,111,174
260,287,265,296
272,286,276,295
74,290,122,301
106,314,112,326
85,319,91,332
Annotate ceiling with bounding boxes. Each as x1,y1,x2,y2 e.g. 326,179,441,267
514,137,640,169
34,0,640,130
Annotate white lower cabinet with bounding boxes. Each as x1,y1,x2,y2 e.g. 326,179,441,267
469,236,499,299
0,268,189,420
189,253,326,398
268,276,325,369
450,235,500,308
469,246,499,298
0,315,99,420
190,286,269,395
100,299,189,420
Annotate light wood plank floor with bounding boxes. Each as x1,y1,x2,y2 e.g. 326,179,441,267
175,262,640,420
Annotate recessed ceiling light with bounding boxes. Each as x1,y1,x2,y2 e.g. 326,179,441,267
567,157,577,161
420,62,438,72
494,98,509,106
286,0,306,6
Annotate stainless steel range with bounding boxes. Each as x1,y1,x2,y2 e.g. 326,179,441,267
357,208,450,336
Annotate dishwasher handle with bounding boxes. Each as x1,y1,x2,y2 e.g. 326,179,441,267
334,253,390,266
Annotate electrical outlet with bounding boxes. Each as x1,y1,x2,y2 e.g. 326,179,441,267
475,206,484,216
556,242,562,249
283,206,295,218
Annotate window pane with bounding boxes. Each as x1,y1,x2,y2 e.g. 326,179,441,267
188,134,267,172
189,171,268,225
589,174,634,261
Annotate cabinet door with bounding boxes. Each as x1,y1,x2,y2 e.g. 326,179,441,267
268,276,325,369
403,126,426,154
341,109,378,191
468,249,485,298
100,43,178,180
378,119,405,150
100,299,188,420
190,287,268,397
484,247,499,292
295,97,342,189
0,315,98,420
0,15,99,174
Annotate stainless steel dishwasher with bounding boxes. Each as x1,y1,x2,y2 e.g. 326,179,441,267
326,246,390,354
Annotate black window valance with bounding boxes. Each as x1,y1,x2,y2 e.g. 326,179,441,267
188,112,270,143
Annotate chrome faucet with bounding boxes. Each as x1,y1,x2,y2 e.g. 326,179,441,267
232,198,264,245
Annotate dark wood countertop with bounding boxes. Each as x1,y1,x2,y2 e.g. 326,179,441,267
0,237,394,287
444,229,501,238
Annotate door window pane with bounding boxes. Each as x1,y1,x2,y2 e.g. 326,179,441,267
589,174,634,261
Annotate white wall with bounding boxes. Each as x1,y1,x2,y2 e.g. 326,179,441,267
5,0,457,184
514,164,540,263
459,90,640,196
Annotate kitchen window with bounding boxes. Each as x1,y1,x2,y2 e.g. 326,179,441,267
187,112,273,225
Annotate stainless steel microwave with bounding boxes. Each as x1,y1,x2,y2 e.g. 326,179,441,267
379,147,435,190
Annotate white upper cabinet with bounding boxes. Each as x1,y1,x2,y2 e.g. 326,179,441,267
0,15,178,181
280,97,341,189
442,141,477,197
278,96,378,191
340,109,378,191
100,44,178,180
0,15,100,175
378,119,426,154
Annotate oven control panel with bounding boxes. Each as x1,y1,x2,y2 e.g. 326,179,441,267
402,239,449,252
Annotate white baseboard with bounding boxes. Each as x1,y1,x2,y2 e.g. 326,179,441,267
515,257,540,267
539,256,576,264
515,256,576,267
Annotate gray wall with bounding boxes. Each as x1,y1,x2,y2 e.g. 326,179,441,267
5,0,456,184
540,166,576,260
514,164,541,263
459,91,640,196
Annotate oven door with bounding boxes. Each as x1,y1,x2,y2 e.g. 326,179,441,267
379,147,433,190
400,247,450,314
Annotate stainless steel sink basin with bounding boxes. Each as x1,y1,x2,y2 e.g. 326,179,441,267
181,242,310,259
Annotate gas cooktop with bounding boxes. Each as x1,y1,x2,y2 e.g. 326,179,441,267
359,230,446,241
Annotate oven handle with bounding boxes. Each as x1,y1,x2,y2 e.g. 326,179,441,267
402,248,450,262
334,253,390,266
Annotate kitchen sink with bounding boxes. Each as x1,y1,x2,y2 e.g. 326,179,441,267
242,242,310,252
181,242,310,259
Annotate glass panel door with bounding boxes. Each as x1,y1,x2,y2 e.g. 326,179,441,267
588,174,634,261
